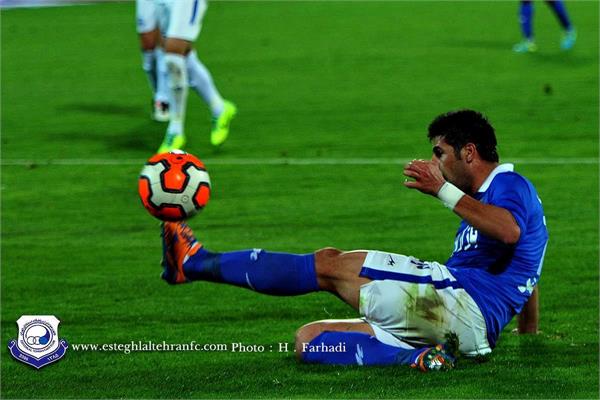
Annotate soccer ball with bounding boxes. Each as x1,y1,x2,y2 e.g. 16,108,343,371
138,151,211,221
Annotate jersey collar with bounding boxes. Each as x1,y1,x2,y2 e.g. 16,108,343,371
477,163,514,193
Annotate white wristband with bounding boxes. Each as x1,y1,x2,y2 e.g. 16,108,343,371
437,182,465,210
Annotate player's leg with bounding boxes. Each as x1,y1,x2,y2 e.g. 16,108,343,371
136,0,169,121
136,0,158,94
154,44,171,122
513,0,537,53
158,37,191,153
186,50,224,118
545,0,573,31
160,222,367,304
185,50,237,147
160,0,236,150
156,0,205,152
159,223,460,370
174,0,236,147
141,31,171,122
544,0,576,50
294,319,457,370
139,30,159,95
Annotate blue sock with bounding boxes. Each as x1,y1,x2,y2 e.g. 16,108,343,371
183,248,319,295
545,0,572,31
519,1,534,40
302,331,424,366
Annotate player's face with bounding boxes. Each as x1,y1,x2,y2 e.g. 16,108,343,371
431,137,471,192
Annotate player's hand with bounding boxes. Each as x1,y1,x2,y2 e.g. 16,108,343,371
403,159,446,196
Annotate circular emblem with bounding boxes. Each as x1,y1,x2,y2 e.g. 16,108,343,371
20,319,56,353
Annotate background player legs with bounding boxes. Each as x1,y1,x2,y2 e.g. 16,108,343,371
185,49,237,147
154,46,170,119
186,50,225,120
158,38,237,152
514,1,536,53
545,0,576,50
139,29,158,93
545,0,572,31
139,28,170,121
514,0,576,52
159,37,191,152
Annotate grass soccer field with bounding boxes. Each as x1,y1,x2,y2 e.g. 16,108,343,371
1,0,599,398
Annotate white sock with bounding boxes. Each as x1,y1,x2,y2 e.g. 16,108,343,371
164,53,188,136
141,50,157,95
154,48,170,104
186,50,224,117
167,120,183,137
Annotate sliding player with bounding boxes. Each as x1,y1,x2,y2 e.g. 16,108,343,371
154,0,236,153
157,110,547,370
514,0,577,53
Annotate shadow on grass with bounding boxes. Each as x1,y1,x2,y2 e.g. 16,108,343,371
52,103,228,155
442,39,597,67
44,122,164,154
529,51,598,66
109,124,164,153
57,103,146,117
443,38,510,51
518,332,549,358
48,102,166,153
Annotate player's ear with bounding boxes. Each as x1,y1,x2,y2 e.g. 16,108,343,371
463,143,476,163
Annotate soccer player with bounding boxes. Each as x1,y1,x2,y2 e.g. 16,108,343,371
158,110,547,371
513,0,577,53
154,0,237,153
136,0,170,122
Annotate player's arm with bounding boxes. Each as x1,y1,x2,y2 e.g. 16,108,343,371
403,160,520,245
517,286,539,334
451,193,521,245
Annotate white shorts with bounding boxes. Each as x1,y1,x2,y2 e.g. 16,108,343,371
359,250,491,356
136,0,158,34
155,0,207,42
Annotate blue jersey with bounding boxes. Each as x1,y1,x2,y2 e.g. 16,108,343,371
446,164,548,348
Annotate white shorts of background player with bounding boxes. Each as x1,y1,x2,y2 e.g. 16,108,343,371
155,0,208,42
136,0,158,34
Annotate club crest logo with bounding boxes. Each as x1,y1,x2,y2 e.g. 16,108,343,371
8,315,68,369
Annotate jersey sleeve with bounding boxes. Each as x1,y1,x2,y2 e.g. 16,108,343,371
487,173,531,237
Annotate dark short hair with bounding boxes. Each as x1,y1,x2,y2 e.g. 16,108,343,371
427,110,499,162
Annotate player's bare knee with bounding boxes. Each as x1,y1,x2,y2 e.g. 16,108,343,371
163,38,191,55
314,247,342,280
295,322,325,360
139,29,159,50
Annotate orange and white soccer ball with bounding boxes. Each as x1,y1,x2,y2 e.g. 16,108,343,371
138,151,211,221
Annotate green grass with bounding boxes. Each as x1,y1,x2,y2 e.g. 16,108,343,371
1,1,598,398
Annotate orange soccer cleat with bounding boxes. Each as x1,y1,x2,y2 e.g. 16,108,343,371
160,221,202,284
